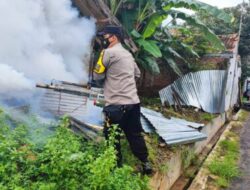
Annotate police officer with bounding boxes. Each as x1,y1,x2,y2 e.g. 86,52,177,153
93,25,152,174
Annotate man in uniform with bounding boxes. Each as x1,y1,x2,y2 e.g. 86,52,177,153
93,25,152,174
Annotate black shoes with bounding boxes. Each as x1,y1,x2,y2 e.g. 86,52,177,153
142,161,153,175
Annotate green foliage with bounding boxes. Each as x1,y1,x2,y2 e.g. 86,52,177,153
108,0,125,16
159,163,169,174
216,177,228,188
181,147,196,169
120,139,140,168
131,29,161,74
141,97,162,107
163,0,234,23
164,57,183,76
146,134,158,163
200,113,215,122
197,6,240,35
239,2,250,56
208,159,240,187
171,11,225,50
0,111,149,190
219,139,239,155
238,110,249,121
137,39,162,58
142,13,168,38
208,138,240,188
107,0,232,75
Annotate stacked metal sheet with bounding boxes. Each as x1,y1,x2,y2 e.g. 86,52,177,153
38,81,206,145
141,108,206,145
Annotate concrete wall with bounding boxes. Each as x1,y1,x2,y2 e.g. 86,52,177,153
150,112,228,190
194,113,226,154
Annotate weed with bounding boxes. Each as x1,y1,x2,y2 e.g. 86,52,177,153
200,113,215,122
159,163,169,174
181,147,196,170
141,97,161,107
191,154,202,167
208,159,240,181
121,138,140,168
207,131,240,188
170,144,182,153
219,140,239,156
238,110,249,121
216,177,229,188
0,110,150,190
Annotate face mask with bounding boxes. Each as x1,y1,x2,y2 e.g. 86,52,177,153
102,37,111,49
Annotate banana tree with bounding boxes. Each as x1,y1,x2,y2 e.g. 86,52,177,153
106,0,234,75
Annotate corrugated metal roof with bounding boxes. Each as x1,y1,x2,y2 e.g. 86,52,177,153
169,117,204,129
141,108,206,145
159,70,227,113
38,82,206,145
159,33,241,114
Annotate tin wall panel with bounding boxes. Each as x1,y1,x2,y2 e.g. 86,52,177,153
159,70,228,113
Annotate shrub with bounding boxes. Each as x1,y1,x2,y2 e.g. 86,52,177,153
0,111,150,190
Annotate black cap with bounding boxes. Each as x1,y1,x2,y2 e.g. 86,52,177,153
98,25,123,37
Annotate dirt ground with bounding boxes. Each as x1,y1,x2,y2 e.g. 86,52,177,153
227,114,250,190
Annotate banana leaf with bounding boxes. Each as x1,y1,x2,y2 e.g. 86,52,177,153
137,56,160,75
170,11,225,50
131,29,142,38
137,39,162,58
179,42,200,57
164,57,183,76
142,13,168,38
163,0,234,23
165,47,186,61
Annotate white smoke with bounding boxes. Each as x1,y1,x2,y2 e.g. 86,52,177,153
0,0,95,99
0,64,33,93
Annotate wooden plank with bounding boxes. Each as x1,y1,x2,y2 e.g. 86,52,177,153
69,116,103,132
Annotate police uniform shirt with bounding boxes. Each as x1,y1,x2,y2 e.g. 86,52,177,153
93,43,140,106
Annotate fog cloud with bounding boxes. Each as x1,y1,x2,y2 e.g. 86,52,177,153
0,0,95,99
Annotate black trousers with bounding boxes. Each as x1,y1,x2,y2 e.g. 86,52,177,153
103,103,149,164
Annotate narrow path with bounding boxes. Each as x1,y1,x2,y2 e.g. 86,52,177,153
227,115,250,190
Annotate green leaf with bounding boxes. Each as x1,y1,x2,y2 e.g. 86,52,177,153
131,29,141,38
165,47,185,60
169,11,225,50
142,13,168,38
162,0,234,23
164,57,183,76
138,57,160,75
179,42,200,57
137,39,162,58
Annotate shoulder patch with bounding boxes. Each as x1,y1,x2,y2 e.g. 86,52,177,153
94,51,106,74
